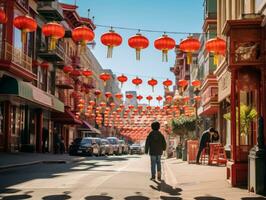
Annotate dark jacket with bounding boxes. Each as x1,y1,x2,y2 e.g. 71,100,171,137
199,130,211,148
145,130,166,156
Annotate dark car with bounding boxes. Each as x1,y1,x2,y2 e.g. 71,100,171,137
101,139,114,155
77,137,100,156
130,143,144,155
119,140,129,154
95,138,106,156
107,137,122,155
69,138,82,156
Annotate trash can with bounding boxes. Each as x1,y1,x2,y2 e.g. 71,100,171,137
176,144,182,159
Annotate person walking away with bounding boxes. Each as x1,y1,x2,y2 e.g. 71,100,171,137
196,127,215,164
145,121,166,181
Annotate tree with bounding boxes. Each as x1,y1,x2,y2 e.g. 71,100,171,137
223,103,257,135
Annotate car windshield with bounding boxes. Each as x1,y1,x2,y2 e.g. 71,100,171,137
101,140,107,145
131,144,140,147
119,140,125,144
80,138,92,145
107,138,117,144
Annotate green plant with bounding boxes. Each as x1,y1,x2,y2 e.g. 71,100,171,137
223,103,257,135
171,114,197,135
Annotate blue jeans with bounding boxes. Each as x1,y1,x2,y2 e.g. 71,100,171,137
150,155,161,177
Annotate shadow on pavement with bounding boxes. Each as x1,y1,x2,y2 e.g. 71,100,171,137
124,195,150,200
194,197,225,200
160,196,182,200
0,189,21,194
42,194,71,200
84,195,113,200
150,180,182,196
1,194,32,200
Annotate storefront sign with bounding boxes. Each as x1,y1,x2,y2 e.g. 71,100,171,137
32,89,52,107
218,71,231,102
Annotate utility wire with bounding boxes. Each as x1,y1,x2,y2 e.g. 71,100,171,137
95,24,203,36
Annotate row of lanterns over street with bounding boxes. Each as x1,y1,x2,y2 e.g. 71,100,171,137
0,10,226,62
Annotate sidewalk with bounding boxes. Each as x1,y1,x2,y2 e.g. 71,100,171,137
0,152,85,170
163,158,266,200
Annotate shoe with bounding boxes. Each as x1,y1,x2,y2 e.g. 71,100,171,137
150,176,155,180
157,171,161,181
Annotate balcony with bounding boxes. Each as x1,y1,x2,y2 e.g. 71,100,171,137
38,44,65,62
37,0,64,21
56,71,74,89
0,42,36,82
198,75,219,116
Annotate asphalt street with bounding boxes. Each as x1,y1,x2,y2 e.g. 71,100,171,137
0,155,179,200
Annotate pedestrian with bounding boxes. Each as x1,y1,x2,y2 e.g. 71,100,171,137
211,130,220,143
145,121,166,181
196,127,215,164
60,137,65,154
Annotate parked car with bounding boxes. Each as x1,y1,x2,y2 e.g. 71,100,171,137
77,137,100,156
130,143,144,155
69,138,82,156
107,137,122,155
119,140,129,154
95,138,106,156
101,139,114,155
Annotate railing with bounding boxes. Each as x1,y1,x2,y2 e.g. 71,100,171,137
39,43,65,59
1,41,32,72
56,70,74,86
38,1,63,14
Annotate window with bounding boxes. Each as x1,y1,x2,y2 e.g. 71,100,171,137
0,103,4,134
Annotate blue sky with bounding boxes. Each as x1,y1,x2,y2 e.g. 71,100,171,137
60,0,204,105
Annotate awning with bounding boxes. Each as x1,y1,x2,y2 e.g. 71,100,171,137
0,75,64,112
51,108,82,124
78,120,101,135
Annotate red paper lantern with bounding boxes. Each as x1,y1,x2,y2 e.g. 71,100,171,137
205,37,226,65
183,96,190,103
156,96,163,103
99,72,111,86
40,61,49,69
179,36,200,64
89,100,96,106
191,80,201,87
136,95,143,101
72,26,94,50
101,29,122,58
42,22,65,50
117,74,128,88
82,70,93,77
148,78,158,92
13,15,37,45
146,95,153,104
63,65,73,74
126,93,134,99
128,105,135,110
132,77,143,88
32,60,39,68
154,34,176,62
194,96,201,102
0,9,7,24
94,90,101,96
105,92,112,99
115,93,123,100
163,79,173,89
165,95,173,102
110,102,116,108
128,33,149,60
70,69,81,77
178,79,188,87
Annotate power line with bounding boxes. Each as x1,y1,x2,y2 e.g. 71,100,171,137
95,24,203,36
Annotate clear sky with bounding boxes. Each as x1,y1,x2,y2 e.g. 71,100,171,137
60,0,204,106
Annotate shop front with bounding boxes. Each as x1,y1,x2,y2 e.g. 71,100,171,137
0,75,64,152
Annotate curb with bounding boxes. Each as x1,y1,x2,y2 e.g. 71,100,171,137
0,158,85,170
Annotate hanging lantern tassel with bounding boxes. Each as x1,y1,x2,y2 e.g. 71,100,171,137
49,37,57,50
187,52,192,64
107,45,113,58
162,50,168,62
152,86,155,92
136,48,141,60
214,53,218,65
21,30,27,46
